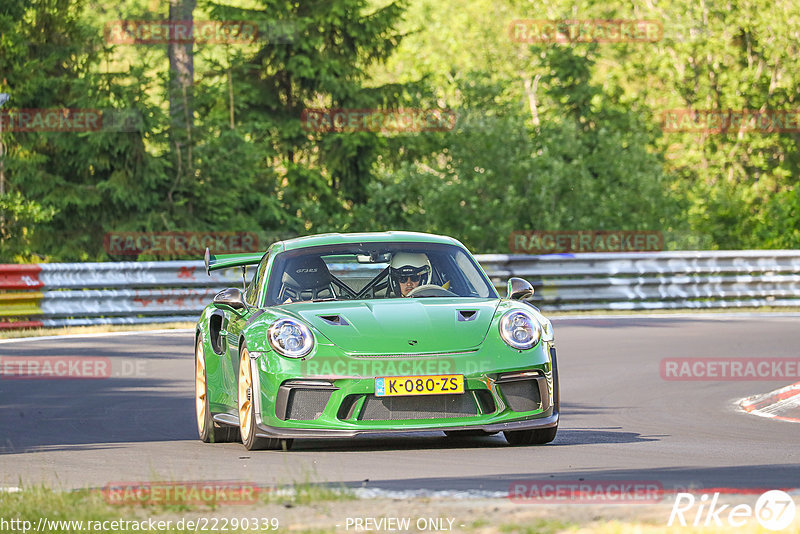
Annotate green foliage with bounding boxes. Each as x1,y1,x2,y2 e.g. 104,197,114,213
0,192,56,261
204,0,415,217
547,0,800,249
331,54,678,252
1,0,167,260
1,0,798,261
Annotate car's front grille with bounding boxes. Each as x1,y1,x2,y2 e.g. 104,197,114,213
285,388,334,420
358,394,478,420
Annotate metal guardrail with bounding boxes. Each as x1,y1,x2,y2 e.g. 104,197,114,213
480,250,800,311
0,262,240,329
2,251,800,329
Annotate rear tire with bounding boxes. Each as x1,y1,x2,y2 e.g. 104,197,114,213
195,337,238,443
238,345,293,451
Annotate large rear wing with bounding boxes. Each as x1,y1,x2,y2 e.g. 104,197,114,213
204,247,264,275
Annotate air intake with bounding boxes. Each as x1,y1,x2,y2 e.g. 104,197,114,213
359,394,478,420
318,314,349,326
457,310,478,322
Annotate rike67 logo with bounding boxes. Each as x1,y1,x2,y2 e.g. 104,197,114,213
668,490,796,531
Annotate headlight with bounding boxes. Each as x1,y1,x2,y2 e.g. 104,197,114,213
268,319,314,358
499,310,541,350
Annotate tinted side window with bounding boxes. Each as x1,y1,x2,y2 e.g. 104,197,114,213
246,253,269,306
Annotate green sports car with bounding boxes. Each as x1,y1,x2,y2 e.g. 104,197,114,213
194,232,559,450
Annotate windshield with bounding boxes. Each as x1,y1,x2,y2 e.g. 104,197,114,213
264,242,497,306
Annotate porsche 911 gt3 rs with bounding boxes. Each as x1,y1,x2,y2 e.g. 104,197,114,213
194,232,558,450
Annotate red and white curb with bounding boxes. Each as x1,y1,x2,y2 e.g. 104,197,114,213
739,382,800,423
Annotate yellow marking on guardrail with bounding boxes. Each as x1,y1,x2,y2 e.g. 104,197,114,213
0,292,44,316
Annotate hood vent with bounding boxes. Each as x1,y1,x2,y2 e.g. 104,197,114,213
456,310,478,322
318,314,349,326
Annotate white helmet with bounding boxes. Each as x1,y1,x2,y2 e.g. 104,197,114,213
389,252,431,295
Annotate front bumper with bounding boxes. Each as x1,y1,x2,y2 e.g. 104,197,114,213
247,412,559,439
224,340,557,440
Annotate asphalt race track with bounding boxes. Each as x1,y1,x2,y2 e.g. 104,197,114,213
1,315,799,494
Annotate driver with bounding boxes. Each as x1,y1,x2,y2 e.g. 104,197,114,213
389,252,431,297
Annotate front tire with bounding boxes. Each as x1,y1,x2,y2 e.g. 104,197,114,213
504,347,560,446
504,426,557,445
444,430,498,438
195,337,237,443
238,345,293,451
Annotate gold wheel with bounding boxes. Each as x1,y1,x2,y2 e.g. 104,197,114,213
237,344,291,451
195,341,207,434
238,348,253,442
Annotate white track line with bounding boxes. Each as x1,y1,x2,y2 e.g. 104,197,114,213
0,328,194,344
738,382,800,423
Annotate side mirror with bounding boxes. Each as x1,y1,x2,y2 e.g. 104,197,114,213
507,277,534,300
213,288,247,311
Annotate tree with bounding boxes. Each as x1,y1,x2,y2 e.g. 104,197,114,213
168,0,196,212
204,0,421,232
0,192,55,261
0,0,163,260
335,48,677,253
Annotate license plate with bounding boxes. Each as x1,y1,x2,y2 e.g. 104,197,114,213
375,375,464,397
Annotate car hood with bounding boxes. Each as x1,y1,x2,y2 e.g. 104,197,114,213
276,298,500,354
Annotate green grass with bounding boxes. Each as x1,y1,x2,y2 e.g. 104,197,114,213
0,486,167,533
8,485,791,533
259,478,356,508
0,481,355,534
498,519,576,534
